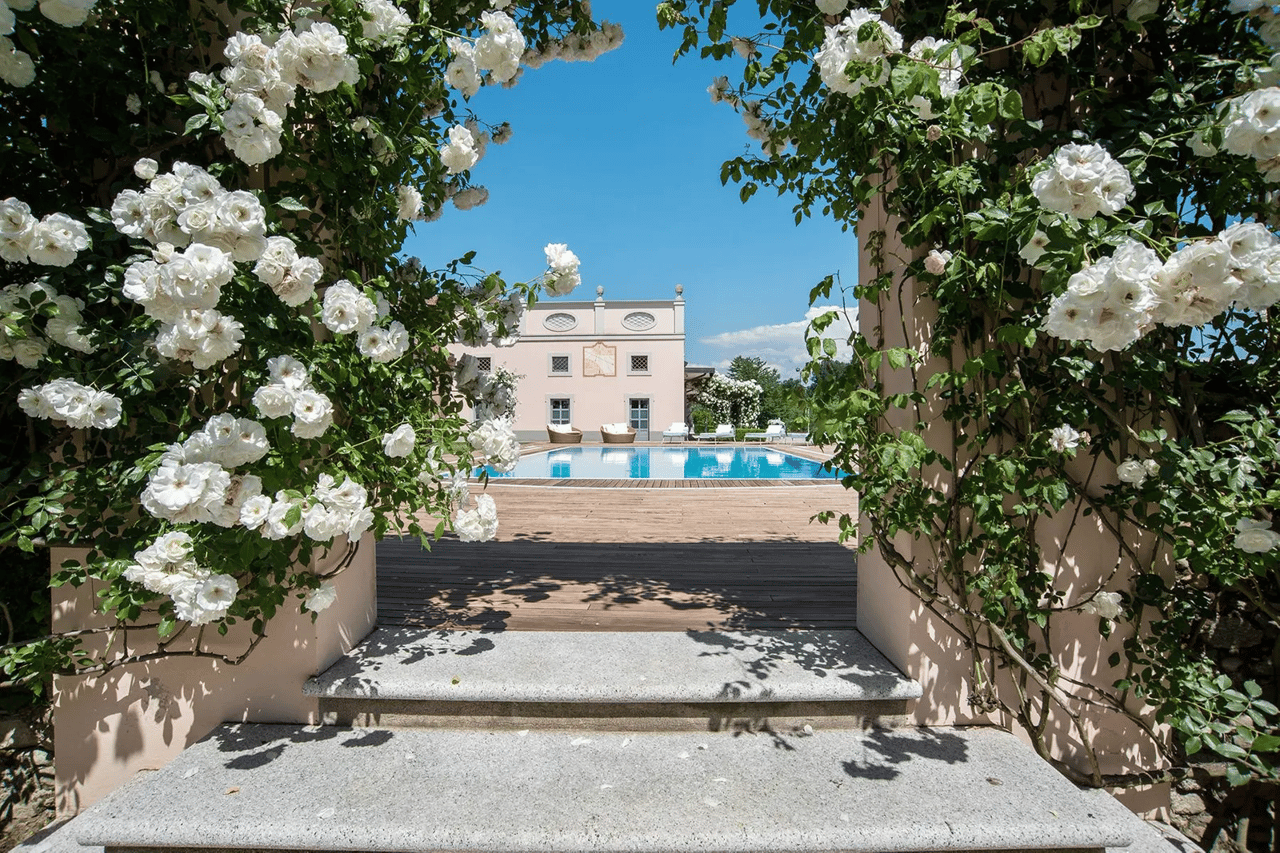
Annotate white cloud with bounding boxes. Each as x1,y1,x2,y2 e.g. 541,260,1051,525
698,305,858,377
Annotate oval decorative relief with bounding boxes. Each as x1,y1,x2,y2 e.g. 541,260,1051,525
621,311,656,331
543,312,578,332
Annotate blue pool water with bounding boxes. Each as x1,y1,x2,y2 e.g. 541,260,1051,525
480,446,835,480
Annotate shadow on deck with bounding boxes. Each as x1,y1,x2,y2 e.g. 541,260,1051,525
376,537,857,632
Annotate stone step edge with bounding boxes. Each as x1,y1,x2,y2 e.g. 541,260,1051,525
70,723,1136,853
304,627,922,705
317,695,914,731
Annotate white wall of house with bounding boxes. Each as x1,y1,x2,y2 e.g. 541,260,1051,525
451,286,687,441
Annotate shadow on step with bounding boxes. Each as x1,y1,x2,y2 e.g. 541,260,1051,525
377,536,857,631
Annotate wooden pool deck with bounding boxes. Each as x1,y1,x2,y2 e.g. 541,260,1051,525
379,452,859,631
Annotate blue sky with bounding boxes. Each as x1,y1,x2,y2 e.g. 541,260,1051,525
402,2,858,377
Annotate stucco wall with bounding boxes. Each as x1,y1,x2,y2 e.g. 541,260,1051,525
51,534,376,815
851,192,1170,816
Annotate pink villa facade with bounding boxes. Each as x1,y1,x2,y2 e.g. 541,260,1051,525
452,285,687,442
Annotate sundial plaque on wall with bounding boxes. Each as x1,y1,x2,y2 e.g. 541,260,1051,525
583,342,616,377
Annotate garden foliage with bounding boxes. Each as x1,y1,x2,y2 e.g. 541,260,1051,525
661,0,1280,798
0,0,612,689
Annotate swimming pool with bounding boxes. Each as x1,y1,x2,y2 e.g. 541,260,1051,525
479,446,835,480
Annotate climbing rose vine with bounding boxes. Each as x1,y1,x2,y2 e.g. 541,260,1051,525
661,0,1280,834
0,0,618,685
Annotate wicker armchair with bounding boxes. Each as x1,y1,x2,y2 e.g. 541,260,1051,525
547,424,583,444
600,423,637,444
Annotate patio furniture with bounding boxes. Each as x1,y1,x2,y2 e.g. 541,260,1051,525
661,422,689,443
694,424,735,441
547,424,583,444
785,432,812,445
745,421,786,442
600,423,637,444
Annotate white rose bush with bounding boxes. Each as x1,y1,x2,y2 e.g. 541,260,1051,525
0,0,615,695
661,0,1279,826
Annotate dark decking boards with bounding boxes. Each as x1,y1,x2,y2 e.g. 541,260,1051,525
379,478,859,632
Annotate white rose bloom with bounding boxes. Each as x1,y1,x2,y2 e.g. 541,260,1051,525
262,493,307,540
304,581,339,613
1151,239,1237,326
321,280,376,334
357,323,406,362
1031,143,1133,219
452,186,489,210
193,573,238,613
814,9,901,97
210,473,263,527
908,37,962,98
16,387,53,419
1116,458,1149,485
470,417,521,472
253,383,297,419
396,184,422,220
10,337,46,368
88,389,122,428
361,0,411,46
924,249,952,275
543,242,582,296
440,124,480,174
141,460,229,523
0,36,35,88
1048,424,1081,453
315,473,369,514
38,0,95,27
303,503,347,541
475,11,525,84
381,423,416,458
1222,88,1280,161
0,197,36,261
268,354,311,389
42,378,96,427
344,505,375,538
239,494,273,529
156,308,245,369
134,157,159,181
151,531,195,564
271,260,320,307
111,190,151,239
1234,518,1280,553
1020,231,1051,266
1234,244,1280,310
26,213,90,266
1081,591,1123,620
276,21,360,93
253,236,298,287
445,38,481,97
291,389,334,439
455,493,499,542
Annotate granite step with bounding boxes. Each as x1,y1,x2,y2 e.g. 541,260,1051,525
68,722,1137,853
303,628,921,730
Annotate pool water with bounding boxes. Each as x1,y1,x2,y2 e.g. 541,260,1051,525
479,446,835,479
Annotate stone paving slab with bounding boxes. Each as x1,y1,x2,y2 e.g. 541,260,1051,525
304,628,920,704
71,723,1134,853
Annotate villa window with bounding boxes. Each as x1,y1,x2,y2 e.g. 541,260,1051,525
628,354,650,374
550,354,570,375
476,356,492,372
549,398,572,425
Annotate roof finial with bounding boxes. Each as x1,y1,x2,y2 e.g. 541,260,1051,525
675,283,684,296
595,285,605,300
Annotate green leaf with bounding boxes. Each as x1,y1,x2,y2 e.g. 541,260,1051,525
184,113,210,135
277,197,310,212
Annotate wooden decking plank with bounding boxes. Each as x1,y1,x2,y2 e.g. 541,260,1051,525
380,483,859,632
